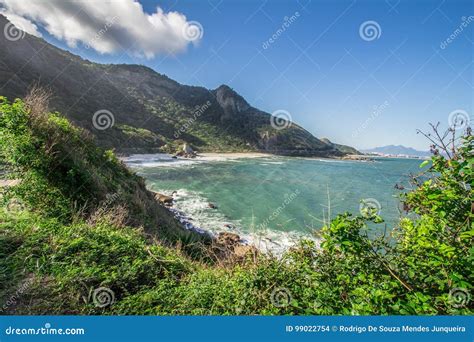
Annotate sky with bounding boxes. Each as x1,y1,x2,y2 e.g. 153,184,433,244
1,0,473,150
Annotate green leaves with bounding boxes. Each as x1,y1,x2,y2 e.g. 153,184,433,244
1,95,472,315
419,160,430,168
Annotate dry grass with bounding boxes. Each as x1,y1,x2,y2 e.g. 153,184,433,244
24,84,52,121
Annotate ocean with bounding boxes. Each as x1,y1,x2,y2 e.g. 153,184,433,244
123,154,423,254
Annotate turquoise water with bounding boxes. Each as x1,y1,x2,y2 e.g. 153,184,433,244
124,154,422,252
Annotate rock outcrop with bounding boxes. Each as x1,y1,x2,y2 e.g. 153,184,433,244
212,232,258,263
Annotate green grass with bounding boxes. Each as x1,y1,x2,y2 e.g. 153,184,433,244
0,210,304,315
0,95,472,315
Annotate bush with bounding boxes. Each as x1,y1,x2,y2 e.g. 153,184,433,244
0,94,204,248
0,94,472,315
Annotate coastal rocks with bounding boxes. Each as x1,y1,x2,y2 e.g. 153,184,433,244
215,232,241,246
175,151,196,158
394,183,405,190
233,245,258,259
167,206,210,236
213,232,257,263
342,155,374,162
154,193,173,205
151,189,257,262
174,143,196,159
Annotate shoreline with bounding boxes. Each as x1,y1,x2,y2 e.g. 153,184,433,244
121,150,427,162
121,151,344,161
121,151,383,254
149,187,320,256
196,152,274,161
123,152,411,255
197,152,277,158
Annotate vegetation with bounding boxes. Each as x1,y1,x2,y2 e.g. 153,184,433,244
122,93,254,154
0,95,472,315
0,91,208,246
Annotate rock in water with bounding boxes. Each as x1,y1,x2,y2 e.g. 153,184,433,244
183,143,194,155
176,143,196,158
154,193,173,205
213,232,258,263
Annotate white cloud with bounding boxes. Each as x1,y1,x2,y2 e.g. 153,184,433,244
0,0,203,58
0,9,42,37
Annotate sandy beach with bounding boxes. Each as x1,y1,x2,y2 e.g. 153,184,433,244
196,152,273,161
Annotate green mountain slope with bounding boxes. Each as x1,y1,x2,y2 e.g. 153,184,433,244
320,138,361,155
0,15,352,157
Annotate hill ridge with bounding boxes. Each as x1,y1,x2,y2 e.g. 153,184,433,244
0,14,354,157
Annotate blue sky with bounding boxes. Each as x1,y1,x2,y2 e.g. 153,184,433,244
5,0,473,150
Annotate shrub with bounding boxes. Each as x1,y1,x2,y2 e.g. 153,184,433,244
0,93,472,315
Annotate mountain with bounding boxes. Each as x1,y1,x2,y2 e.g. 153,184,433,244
320,138,360,155
362,145,431,158
0,15,353,157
